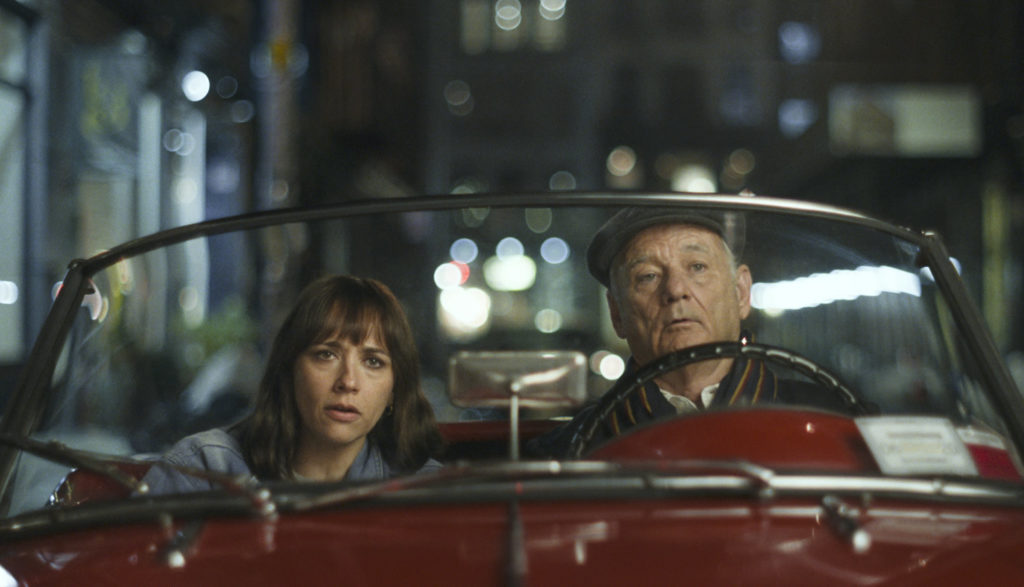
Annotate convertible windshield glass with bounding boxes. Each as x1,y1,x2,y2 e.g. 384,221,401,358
3,201,1011,515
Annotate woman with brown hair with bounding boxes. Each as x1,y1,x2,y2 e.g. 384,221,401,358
141,275,443,494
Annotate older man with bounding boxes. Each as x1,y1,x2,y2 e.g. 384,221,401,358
594,207,756,411
529,207,781,456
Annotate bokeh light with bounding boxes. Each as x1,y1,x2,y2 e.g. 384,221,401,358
450,238,479,263
540,237,570,264
181,70,210,102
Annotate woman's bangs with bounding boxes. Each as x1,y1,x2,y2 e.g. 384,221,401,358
316,301,386,347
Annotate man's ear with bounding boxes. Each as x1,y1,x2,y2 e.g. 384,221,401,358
736,264,753,320
607,290,627,338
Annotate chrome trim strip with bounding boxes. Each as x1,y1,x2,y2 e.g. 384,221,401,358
75,192,926,275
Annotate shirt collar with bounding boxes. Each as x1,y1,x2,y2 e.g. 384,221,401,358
659,383,719,414
343,440,387,482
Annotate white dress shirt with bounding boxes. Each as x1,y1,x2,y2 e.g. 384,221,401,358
659,384,719,414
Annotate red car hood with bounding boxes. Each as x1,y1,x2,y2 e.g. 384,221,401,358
3,496,1024,585
5,410,1024,585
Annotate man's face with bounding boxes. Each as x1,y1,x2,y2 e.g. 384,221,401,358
607,223,752,366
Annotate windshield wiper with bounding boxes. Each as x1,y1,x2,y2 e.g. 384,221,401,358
0,432,147,496
281,459,769,512
628,459,777,497
280,461,615,511
141,461,277,518
0,432,276,518
282,456,1024,514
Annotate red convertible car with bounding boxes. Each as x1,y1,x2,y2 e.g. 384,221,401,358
1,192,1023,585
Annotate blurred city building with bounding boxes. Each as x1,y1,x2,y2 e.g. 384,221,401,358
0,0,1022,389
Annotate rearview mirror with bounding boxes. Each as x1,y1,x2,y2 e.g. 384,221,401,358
448,351,588,460
448,350,588,408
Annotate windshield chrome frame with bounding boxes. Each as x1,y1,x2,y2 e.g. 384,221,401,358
2,192,1020,507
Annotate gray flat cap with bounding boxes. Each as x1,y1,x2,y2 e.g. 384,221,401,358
586,207,744,287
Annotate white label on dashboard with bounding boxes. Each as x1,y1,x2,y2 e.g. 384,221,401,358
855,416,979,476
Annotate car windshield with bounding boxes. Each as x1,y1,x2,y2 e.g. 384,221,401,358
1,196,1017,516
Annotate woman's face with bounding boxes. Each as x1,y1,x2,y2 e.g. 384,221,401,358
292,328,395,460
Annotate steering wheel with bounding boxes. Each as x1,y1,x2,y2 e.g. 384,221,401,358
567,341,872,458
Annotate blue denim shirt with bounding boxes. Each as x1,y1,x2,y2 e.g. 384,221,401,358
139,428,441,496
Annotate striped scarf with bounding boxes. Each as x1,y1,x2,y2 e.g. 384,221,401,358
605,354,779,438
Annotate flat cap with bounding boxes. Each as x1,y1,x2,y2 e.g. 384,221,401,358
586,207,744,287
